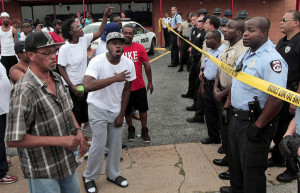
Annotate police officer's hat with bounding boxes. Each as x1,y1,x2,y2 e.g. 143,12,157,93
213,8,221,15
224,9,233,16
237,10,248,19
198,8,208,14
220,18,228,26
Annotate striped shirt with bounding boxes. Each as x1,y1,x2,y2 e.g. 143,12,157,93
5,68,77,179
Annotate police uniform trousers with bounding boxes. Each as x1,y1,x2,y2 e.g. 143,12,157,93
194,79,205,119
272,82,298,174
219,97,232,158
179,37,191,69
187,55,201,96
204,79,221,141
298,172,300,193
229,115,277,193
163,28,170,48
170,31,179,66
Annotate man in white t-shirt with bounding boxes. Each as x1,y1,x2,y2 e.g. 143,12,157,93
82,32,136,193
58,7,113,127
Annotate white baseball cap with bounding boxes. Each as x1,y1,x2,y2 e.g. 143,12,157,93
1,12,9,18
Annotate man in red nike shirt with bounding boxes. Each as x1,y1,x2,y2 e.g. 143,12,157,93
122,24,153,143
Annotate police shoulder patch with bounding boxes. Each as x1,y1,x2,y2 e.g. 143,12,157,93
270,60,282,73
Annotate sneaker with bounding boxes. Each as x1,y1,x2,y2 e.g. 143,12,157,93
128,126,135,142
141,127,151,143
0,175,18,184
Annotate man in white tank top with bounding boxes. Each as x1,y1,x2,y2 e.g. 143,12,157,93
0,12,18,77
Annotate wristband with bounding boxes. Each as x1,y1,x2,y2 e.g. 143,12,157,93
71,127,83,135
75,127,83,132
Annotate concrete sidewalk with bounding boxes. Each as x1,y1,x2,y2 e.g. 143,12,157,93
1,142,294,193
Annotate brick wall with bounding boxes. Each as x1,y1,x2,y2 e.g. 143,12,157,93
153,0,297,46
1,0,298,47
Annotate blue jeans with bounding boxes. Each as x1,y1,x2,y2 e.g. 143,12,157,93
28,171,80,193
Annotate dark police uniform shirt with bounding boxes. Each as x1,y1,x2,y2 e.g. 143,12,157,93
276,32,300,85
191,28,206,56
231,40,288,110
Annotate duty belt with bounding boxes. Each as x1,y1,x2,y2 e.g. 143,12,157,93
232,108,251,121
204,77,215,87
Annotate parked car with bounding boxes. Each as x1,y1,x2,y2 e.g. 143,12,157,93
83,21,156,55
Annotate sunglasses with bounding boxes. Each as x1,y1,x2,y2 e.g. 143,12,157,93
281,18,296,22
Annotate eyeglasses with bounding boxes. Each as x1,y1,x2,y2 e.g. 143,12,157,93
281,18,296,22
197,20,203,23
32,50,57,57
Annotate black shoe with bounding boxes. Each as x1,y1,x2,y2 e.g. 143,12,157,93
186,105,196,111
168,63,177,67
128,126,135,142
141,127,151,143
218,146,224,154
213,157,228,167
201,137,221,144
276,169,298,182
219,170,230,180
267,157,285,167
186,116,205,123
122,144,127,149
181,93,193,99
220,186,232,193
177,67,183,72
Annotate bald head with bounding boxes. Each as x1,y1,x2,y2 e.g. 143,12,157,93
243,16,269,51
232,18,245,33
247,17,270,34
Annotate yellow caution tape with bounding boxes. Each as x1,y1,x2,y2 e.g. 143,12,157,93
159,18,300,107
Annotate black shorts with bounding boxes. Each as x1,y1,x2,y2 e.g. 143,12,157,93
125,87,149,115
1,55,18,77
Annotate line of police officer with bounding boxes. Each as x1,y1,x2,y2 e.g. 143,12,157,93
171,7,300,193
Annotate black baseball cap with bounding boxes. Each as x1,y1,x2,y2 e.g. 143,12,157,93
52,19,62,26
14,41,25,54
25,31,64,52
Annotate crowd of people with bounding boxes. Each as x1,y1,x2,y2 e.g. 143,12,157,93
162,6,300,193
1,3,300,193
0,6,153,193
